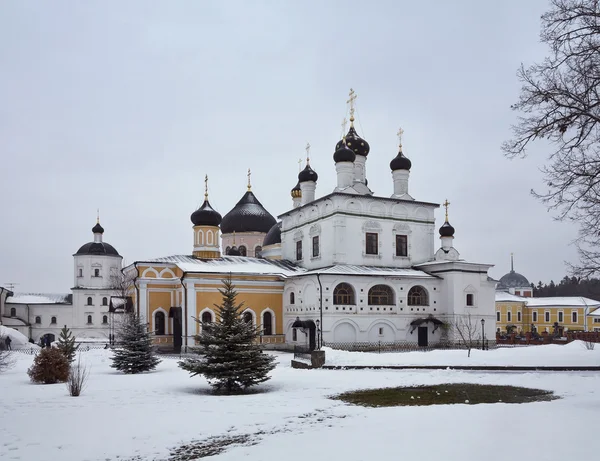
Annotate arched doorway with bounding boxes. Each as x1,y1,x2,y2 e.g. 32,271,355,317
155,311,166,335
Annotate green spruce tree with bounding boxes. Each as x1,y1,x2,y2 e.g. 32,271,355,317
56,325,79,363
111,313,160,374
179,277,276,394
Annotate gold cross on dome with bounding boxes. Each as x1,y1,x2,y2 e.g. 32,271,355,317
397,127,404,147
298,158,303,172
204,174,208,199
341,117,347,135
347,88,357,123
305,142,311,163
443,199,450,222
247,168,252,191
97,208,100,224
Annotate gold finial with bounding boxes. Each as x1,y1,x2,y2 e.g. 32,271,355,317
204,175,209,200
443,199,450,222
97,208,100,224
298,158,303,172
347,88,357,125
397,127,404,149
247,168,252,191
305,142,311,165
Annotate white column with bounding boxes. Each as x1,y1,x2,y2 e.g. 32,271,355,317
292,196,302,208
185,281,196,348
440,236,454,251
138,282,148,324
335,162,354,190
353,155,366,184
300,181,316,206
391,169,413,200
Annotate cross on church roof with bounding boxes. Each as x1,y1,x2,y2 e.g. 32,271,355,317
397,127,404,147
347,88,357,124
305,142,311,164
298,158,303,172
247,169,252,191
443,199,450,222
204,174,209,200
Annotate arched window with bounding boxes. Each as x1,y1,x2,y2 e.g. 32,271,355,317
333,283,355,305
94,268,100,277
239,245,247,256
368,285,395,305
10,307,16,317
407,286,428,306
201,311,213,324
87,315,93,324
255,245,262,257
243,312,253,324
155,311,165,335
87,297,93,306
51,316,57,324
225,246,231,255
263,311,273,335
290,292,295,305
102,315,108,324
35,316,41,324
102,297,108,306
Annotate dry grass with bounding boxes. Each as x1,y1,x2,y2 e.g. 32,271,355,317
332,383,558,407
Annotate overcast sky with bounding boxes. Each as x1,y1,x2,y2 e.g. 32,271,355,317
0,0,575,293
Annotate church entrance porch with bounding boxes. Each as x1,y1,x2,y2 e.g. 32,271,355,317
417,327,428,347
291,317,317,351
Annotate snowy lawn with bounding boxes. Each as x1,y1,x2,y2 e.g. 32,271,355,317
0,348,599,461
324,340,600,367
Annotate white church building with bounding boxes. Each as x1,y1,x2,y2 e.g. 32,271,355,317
1,90,497,350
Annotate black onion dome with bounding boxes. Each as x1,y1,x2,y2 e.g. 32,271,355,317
76,242,120,256
333,141,356,163
92,222,104,234
228,246,241,256
439,221,455,237
190,199,222,227
390,149,412,171
263,222,282,246
220,191,276,234
336,126,370,157
298,164,318,183
291,181,302,198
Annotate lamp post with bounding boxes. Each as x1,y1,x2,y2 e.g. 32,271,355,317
481,318,485,350
315,319,321,350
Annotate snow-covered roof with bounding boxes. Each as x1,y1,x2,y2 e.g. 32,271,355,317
495,292,527,303
525,297,600,308
297,265,436,278
589,307,600,316
1,316,26,326
495,292,600,307
136,255,304,278
6,293,72,305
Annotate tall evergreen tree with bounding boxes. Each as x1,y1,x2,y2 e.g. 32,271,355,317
179,277,276,394
111,313,160,374
56,326,79,363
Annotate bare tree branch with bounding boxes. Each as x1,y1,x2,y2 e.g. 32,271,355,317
504,0,600,276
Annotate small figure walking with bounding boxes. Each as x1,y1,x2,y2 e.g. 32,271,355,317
5,336,12,350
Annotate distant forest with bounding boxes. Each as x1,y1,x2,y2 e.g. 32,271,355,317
532,277,600,301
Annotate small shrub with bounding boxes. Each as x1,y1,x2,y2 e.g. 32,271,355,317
27,347,70,384
584,340,596,350
67,356,89,396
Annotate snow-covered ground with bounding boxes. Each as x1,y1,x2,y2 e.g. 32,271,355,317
1,348,599,461
324,340,600,367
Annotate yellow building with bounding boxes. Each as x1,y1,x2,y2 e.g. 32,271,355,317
495,292,600,334
123,177,298,352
